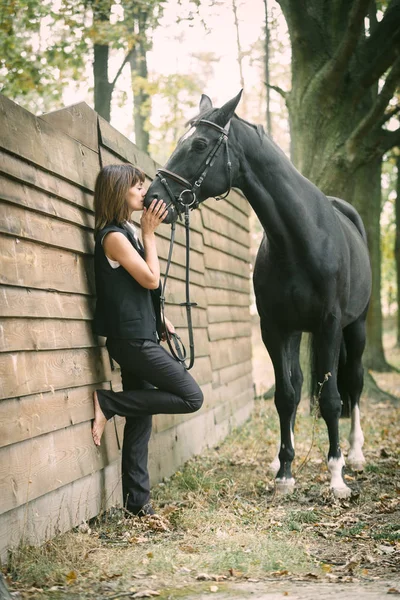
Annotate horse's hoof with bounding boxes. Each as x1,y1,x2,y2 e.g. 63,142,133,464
269,457,280,476
275,478,295,495
331,483,352,499
347,460,365,472
347,452,365,472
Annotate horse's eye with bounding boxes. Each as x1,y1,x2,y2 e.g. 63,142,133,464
191,138,208,152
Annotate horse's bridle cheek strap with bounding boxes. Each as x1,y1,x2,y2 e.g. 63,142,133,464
155,118,232,216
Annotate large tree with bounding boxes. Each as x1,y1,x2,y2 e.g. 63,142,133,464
275,0,400,370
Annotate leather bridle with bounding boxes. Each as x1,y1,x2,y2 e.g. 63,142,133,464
157,118,232,370
156,119,232,219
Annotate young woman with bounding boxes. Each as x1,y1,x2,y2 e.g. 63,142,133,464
92,164,203,516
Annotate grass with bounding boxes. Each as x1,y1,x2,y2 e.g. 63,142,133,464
4,340,400,598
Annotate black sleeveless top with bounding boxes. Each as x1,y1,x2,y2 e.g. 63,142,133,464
93,222,162,342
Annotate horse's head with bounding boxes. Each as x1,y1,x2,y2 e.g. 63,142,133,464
145,91,243,224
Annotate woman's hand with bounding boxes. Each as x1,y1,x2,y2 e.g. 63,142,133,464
161,316,176,341
141,199,167,235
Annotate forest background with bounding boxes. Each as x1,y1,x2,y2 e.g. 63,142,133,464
1,0,399,376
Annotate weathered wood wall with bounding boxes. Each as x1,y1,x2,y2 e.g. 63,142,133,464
0,95,254,560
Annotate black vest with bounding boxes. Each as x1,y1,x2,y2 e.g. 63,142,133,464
93,222,162,342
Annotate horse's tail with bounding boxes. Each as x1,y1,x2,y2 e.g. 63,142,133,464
309,333,350,418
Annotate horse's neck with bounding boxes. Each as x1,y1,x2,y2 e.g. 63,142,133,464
235,125,333,255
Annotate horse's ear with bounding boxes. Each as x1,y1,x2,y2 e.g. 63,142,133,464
215,90,243,127
199,94,213,113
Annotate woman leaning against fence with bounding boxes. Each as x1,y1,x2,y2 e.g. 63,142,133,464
91,164,203,517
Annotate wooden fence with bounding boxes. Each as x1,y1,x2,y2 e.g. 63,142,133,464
0,94,254,560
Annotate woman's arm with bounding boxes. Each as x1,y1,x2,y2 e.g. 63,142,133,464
103,199,167,290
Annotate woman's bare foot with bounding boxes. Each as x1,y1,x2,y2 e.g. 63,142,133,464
92,391,107,447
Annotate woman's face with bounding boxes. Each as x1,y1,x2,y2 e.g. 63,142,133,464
126,180,146,212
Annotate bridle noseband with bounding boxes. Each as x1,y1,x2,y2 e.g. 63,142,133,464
156,118,232,219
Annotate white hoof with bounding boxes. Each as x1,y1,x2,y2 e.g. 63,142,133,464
275,478,295,495
269,456,280,476
347,450,365,472
331,483,352,499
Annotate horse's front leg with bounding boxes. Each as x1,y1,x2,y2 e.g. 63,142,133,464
263,329,299,494
314,317,351,499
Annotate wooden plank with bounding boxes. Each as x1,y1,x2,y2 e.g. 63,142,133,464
0,383,112,448
201,198,250,232
189,355,212,387
203,228,249,262
0,201,94,255
205,268,251,293
0,174,95,229
163,278,207,309
0,418,120,513
217,358,253,387
0,460,121,561
206,286,250,307
0,346,109,400
41,103,98,152
159,259,205,287
99,117,158,179
0,286,94,320
204,246,250,278
210,337,252,371
157,236,204,273
201,208,250,247
100,145,127,168
0,236,94,295
0,318,100,352
163,304,207,329
207,304,251,323
227,188,250,217
0,152,94,211
208,320,251,342
213,387,254,426
0,94,99,189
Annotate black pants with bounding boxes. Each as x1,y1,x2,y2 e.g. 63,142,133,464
97,338,203,513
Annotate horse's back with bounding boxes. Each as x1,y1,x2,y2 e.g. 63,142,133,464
329,196,367,244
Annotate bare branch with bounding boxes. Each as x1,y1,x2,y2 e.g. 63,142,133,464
265,82,288,100
358,0,400,91
347,59,400,152
111,48,134,88
380,125,400,155
323,0,370,87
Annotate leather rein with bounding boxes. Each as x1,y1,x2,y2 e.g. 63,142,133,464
157,118,232,370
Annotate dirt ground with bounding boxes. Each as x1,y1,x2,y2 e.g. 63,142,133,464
3,321,400,599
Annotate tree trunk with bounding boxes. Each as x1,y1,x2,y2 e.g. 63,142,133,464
92,0,113,122
94,43,112,121
353,160,391,370
263,0,272,135
129,11,150,153
396,155,400,346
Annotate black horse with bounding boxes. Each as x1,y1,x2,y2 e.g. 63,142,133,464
145,91,372,498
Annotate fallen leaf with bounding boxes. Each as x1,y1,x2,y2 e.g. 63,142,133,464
131,590,160,598
388,588,400,595
229,568,244,577
66,571,77,584
210,586,219,593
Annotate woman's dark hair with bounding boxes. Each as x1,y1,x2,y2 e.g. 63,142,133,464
94,164,145,235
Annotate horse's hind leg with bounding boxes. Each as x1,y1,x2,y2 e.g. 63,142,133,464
262,328,301,494
314,317,351,498
342,313,367,471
